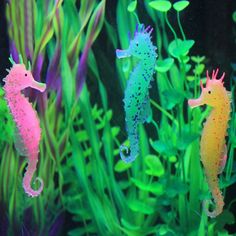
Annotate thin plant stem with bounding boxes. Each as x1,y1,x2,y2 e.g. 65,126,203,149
150,99,179,128
177,12,186,40
132,12,140,25
165,12,178,42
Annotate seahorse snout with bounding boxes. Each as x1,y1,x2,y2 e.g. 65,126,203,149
188,97,204,108
30,80,46,92
116,49,131,59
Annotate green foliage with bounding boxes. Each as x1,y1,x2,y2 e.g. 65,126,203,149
155,58,174,72
173,1,190,12
149,1,172,12
127,0,137,12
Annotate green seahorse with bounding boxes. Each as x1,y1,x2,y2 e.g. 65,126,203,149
116,24,157,163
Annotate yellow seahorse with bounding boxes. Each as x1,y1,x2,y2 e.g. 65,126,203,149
188,69,231,218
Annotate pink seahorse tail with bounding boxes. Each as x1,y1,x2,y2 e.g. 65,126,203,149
23,156,43,197
203,187,224,218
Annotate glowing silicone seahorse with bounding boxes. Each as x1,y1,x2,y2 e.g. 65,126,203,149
188,69,231,218
3,57,46,197
116,24,157,163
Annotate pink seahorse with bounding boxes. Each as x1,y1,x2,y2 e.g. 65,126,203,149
3,60,46,197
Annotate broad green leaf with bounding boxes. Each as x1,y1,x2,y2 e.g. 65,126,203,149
162,89,184,109
127,1,137,12
128,199,155,214
155,58,174,72
144,154,165,177
168,39,195,59
184,63,191,73
150,139,177,157
149,1,172,12
168,155,177,163
187,75,195,81
166,177,189,197
131,178,164,195
194,64,205,75
173,1,189,12
233,11,236,23
121,218,140,230
114,160,132,172
215,210,235,230
111,127,120,137
182,55,190,63
191,55,205,63
177,129,199,150
119,180,131,189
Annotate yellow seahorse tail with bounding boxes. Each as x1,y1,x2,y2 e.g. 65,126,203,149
203,186,224,218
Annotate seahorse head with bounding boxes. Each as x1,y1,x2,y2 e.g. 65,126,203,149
4,63,46,93
116,24,156,59
188,69,226,108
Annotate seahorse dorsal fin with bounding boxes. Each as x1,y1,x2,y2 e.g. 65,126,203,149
227,91,232,99
14,127,28,156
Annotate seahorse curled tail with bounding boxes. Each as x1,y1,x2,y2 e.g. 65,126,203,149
23,157,44,197
203,180,224,218
120,125,139,163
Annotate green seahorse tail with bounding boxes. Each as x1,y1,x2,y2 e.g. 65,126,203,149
120,132,139,163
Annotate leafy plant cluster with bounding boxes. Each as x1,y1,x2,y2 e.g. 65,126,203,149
0,0,235,235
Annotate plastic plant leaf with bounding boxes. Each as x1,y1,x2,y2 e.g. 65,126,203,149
111,127,120,138
162,89,184,109
127,199,155,214
193,64,205,75
155,58,174,73
127,0,137,12
144,155,165,177
168,39,195,59
119,180,131,189
150,139,177,157
166,178,189,197
149,0,172,12
150,182,164,195
187,76,195,82
131,178,164,195
215,210,235,231
114,160,132,172
168,155,177,163
191,55,205,63
156,224,175,235
121,218,140,230
177,131,199,150
85,0,106,45
173,1,189,12
233,11,236,23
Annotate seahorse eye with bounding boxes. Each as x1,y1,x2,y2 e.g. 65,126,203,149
208,91,211,94
25,73,27,77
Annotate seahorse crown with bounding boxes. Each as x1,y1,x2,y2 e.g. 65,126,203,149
4,57,46,93
199,69,228,107
116,24,157,60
